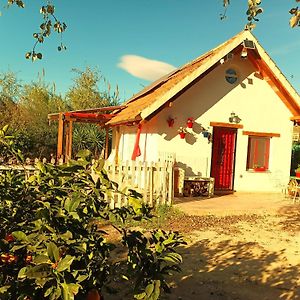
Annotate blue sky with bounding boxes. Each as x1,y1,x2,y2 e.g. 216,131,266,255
0,1,299,102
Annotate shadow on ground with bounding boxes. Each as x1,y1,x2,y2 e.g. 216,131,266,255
162,239,300,300
277,204,300,233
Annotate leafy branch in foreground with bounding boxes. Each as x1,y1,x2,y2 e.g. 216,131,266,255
6,0,67,61
222,0,263,30
0,125,186,300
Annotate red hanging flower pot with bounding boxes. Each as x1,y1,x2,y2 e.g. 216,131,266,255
179,132,186,139
186,118,193,128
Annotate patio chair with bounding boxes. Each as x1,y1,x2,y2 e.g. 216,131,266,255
287,179,300,204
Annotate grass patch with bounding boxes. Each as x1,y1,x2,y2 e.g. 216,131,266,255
103,204,185,230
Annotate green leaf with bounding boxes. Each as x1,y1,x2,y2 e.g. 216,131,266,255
61,283,72,300
36,161,46,173
61,282,79,300
2,124,9,132
17,267,27,279
33,255,50,264
145,283,154,296
0,286,10,294
68,197,81,212
11,244,26,251
50,287,62,300
25,264,51,279
159,252,182,264
68,283,80,296
76,149,91,159
152,280,161,300
47,242,60,263
44,286,54,297
56,255,74,272
76,274,88,283
128,196,143,213
134,292,146,299
60,231,73,240
12,231,28,242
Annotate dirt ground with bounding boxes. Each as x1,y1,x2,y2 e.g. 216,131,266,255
159,193,300,300
106,192,300,300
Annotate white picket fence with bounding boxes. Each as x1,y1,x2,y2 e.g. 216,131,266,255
0,156,176,208
104,160,174,208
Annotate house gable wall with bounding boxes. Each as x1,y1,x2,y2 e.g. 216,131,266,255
110,55,293,191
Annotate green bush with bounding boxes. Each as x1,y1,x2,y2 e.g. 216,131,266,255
0,126,186,300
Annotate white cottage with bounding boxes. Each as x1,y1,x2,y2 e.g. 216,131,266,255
106,30,300,193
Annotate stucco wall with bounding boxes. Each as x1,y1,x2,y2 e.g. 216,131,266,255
110,55,294,192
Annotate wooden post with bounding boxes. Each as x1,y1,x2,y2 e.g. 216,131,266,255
105,127,109,160
68,120,73,159
64,121,69,161
57,113,64,161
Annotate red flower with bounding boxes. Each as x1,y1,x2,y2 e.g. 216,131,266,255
5,234,14,242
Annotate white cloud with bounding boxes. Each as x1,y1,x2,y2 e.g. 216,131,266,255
118,55,177,81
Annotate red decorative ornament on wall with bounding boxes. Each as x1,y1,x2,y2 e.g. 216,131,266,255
178,127,187,139
187,117,194,128
167,117,175,127
179,132,186,139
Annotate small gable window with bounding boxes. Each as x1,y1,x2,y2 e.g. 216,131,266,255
246,136,270,171
225,68,238,84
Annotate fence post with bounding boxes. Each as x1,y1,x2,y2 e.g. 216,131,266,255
149,162,154,207
142,161,148,204
167,162,173,206
130,160,136,188
123,160,129,206
117,164,122,208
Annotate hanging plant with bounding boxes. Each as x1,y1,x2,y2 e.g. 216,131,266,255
202,130,210,138
186,118,194,128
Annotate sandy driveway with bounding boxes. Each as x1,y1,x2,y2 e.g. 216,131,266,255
161,193,300,300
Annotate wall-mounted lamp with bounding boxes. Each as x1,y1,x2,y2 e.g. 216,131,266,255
229,112,241,124
241,47,248,59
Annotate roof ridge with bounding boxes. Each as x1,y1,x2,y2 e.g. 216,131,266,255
123,30,246,106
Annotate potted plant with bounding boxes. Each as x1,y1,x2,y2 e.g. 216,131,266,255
178,127,187,139
186,117,194,128
295,165,300,177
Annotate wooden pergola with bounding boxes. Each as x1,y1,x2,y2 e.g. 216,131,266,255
48,105,125,161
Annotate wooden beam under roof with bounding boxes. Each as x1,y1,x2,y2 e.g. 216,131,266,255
48,105,126,121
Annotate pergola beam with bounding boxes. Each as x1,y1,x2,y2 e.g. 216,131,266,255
51,105,126,162
48,105,125,121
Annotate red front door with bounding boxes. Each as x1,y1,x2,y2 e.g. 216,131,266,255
211,127,237,191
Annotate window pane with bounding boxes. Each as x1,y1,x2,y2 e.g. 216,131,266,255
247,136,270,170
